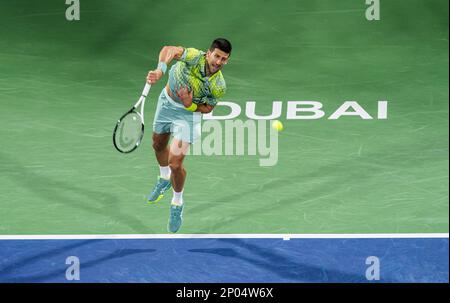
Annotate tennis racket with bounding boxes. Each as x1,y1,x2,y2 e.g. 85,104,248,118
113,83,151,153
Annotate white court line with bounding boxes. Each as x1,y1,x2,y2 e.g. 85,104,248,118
0,233,448,240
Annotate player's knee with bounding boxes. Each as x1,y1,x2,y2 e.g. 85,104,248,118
152,141,166,152
168,160,182,173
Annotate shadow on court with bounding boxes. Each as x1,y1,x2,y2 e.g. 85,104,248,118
0,240,99,280
0,151,152,233
0,242,156,282
189,238,397,282
187,157,356,232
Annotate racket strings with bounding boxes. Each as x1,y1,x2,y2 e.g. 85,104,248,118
114,111,143,153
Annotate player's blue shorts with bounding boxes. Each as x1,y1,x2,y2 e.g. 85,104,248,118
152,88,201,144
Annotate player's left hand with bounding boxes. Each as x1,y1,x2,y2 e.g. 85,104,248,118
177,86,193,107
203,104,213,112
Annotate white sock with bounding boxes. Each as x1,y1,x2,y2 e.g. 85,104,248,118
160,166,171,180
171,190,184,206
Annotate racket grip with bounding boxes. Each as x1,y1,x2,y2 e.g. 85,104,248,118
142,83,151,97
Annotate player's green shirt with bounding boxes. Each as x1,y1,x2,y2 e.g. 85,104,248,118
167,48,226,106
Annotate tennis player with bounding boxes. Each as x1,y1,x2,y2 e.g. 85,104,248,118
146,38,231,233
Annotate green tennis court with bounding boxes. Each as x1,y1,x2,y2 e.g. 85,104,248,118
0,0,448,236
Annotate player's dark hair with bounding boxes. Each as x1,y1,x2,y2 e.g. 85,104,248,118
210,38,232,55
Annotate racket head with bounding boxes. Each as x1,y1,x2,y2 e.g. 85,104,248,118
113,109,145,153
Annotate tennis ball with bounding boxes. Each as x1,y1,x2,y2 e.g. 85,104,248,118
132,116,137,121
272,120,283,132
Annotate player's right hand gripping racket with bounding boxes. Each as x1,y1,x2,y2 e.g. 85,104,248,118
113,83,151,153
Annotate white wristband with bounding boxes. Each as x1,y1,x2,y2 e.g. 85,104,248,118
157,62,167,74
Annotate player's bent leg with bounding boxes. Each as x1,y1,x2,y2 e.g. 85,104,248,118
148,132,172,203
152,132,171,167
148,89,176,203
167,139,189,233
168,139,189,192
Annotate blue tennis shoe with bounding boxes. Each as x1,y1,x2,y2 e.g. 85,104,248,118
148,177,171,204
168,204,184,233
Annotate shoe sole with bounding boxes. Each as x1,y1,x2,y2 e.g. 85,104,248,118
167,221,182,233
147,184,172,204
147,194,164,204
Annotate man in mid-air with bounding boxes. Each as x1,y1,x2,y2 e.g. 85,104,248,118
146,38,232,233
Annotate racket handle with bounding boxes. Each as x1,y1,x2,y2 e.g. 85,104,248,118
142,83,151,97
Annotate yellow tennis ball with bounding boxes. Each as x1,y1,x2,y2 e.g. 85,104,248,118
272,120,283,132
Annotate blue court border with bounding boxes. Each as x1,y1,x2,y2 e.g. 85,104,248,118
0,236,448,282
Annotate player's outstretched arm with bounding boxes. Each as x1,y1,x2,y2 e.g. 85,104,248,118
147,46,184,84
